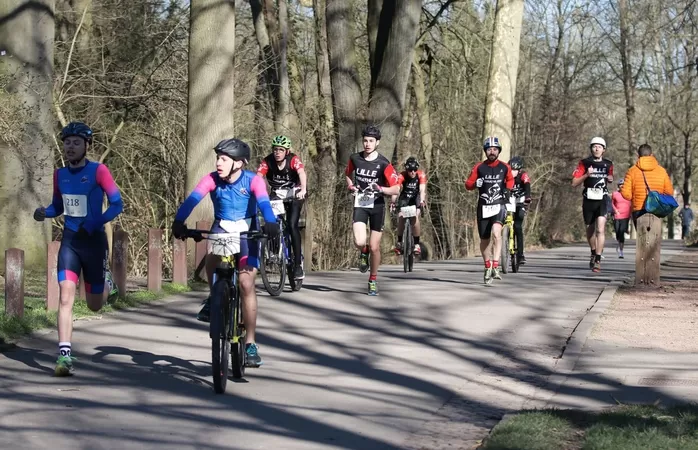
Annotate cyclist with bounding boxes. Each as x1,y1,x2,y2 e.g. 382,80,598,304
391,156,426,256
572,136,614,272
508,156,532,264
611,178,631,258
465,136,514,285
345,124,400,296
172,138,280,367
33,121,123,376
256,135,308,280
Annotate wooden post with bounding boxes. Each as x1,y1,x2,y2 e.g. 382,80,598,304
46,241,60,311
4,248,25,318
194,220,211,281
148,228,163,292
172,237,188,285
635,214,662,285
112,229,128,298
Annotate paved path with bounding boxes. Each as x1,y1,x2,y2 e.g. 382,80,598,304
0,243,644,449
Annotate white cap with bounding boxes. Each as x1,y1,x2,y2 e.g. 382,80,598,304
589,137,606,148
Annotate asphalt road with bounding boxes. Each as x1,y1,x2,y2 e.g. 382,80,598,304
0,242,653,450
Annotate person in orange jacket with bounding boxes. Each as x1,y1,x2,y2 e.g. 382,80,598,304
620,143,673,226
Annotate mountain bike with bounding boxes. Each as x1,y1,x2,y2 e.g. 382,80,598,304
395,204,418,272
260,188,304,296
500,198,520,274
180,227,266,394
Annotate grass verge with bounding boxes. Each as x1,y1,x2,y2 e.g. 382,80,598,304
0,283,190,349
480,404,698,450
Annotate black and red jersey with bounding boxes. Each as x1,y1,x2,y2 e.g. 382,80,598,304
345,152,399,205
572,157,614,199
257,153,304,191
512,171,531,200
397,169,427,201
465,160,514,205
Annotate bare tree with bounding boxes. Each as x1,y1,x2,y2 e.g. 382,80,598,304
0,0,55,268
482,0,525,162
185,0,237,224
326,0,363,170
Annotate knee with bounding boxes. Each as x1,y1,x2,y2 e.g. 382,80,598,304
369,241,381,253
239,273,255,294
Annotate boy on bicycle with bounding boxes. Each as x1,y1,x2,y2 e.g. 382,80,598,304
508,156,532,264
172,138,280,367
391,157,426,256
256,135,308,280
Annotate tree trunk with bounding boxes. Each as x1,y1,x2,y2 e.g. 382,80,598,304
185,0,236,224
618,0,637,165
367,0,383,93
412,50,433,172
367,0,422,160
276,0,292,129
326,0,363,171
0,0,55,268
312,0,337,269
683,132,692,206
482,0,525,163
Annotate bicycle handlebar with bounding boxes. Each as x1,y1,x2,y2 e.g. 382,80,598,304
180,228,267,243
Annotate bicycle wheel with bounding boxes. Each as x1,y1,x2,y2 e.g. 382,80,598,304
230,282,246,379
500,225,510,274
210,279,231,394
402,222,411,273
260,235,285,296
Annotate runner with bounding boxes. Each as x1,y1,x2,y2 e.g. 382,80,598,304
33,121,123,376
611,178,631,258
572,137,614,272
345,125,400,295
465,136,515,285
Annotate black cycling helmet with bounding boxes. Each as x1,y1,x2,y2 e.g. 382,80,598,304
61,121,93,144
509,156,524,170
405,157,419,171
213,138,251,163
362,124,381,140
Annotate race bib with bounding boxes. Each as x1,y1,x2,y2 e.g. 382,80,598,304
482,204,501,218
587,188,604,200
62,194,87,217
400,205,417,218
210,219,250,256
275,188,292,200
354,192,375,209
516,196,527,204
270,200,286,216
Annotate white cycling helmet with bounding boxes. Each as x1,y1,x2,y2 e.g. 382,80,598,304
589,137,606,148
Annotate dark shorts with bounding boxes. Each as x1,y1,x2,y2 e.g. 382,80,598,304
58,229,109,294
583,199,608,226
353,204,386,232
210,218,261,269
477,205,507,239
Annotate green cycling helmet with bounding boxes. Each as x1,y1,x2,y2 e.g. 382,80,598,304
271,135,292,149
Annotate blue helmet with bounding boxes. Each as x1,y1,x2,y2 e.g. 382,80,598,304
61,122,93,144
483,136,501,151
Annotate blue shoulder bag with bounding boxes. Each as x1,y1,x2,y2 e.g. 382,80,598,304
641,171,678,218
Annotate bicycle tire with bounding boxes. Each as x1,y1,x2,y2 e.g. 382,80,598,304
230,282,245,379
260,235,285,296
403,222,411,273
500,225,510,274
512,252,519,273
210,279,231,394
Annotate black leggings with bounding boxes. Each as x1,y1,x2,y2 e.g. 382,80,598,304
614,218,629,244
513,206,526,255
284,199,304,266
